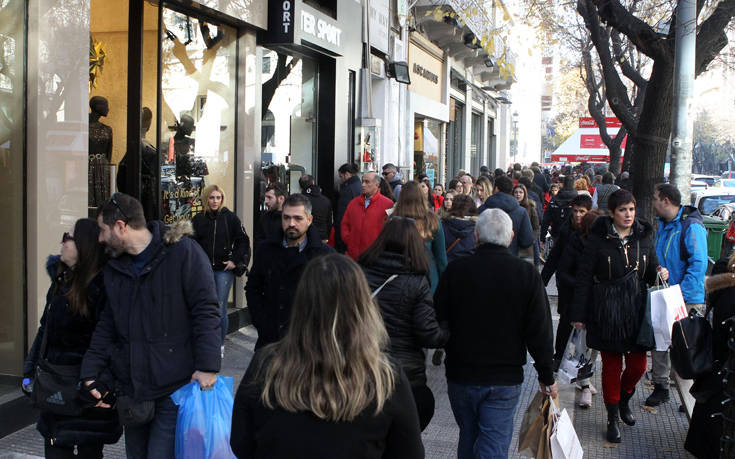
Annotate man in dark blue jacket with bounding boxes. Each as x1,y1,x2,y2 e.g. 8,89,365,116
479,175,534,257
81,193,221,459
335,163,362,253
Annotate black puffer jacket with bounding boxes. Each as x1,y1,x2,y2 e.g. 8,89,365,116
361,251,449,387
245,226,335,349
303,185,333,240
540,189,577,240
335,176,362,252
25,256,121,446
570,217,658,353
541,218,584,314
80,221,221,401
192,207,251,272
442,217,477,263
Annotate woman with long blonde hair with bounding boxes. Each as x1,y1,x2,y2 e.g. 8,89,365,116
231,254,424,458
393,181,447,293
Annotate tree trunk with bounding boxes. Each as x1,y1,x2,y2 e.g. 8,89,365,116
631,61,674,222
609,144,622,175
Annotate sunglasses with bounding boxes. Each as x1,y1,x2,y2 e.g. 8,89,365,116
62,232,74,243
381,171,391,176
108,194,129,222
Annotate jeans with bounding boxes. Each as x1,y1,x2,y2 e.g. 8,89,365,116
447,382,522,459
124,396,179,459
650,303,705,386
213,270,235,344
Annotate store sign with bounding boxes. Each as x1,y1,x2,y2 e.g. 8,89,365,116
408,40,444,103
579,117,622,128
265,0,360,56
369,0,390,54
300,9,342,48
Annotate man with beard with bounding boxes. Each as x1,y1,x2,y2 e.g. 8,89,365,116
245,193,334,349
80,193,221,458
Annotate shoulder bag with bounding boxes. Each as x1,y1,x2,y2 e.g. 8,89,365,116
224,215,248,277
31,303,86,416
671,307,713,379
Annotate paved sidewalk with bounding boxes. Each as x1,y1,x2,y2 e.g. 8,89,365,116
0,296,694,458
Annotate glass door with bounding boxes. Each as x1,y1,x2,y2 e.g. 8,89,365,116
158,6,237,224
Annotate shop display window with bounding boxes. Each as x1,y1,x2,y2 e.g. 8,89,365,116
159,7,237,224
258,49,318,206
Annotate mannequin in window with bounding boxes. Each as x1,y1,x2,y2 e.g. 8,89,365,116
173,114,196,178
88,96,113,208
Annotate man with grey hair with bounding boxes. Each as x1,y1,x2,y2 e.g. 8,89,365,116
435,208,556,459
246,193,334,349
341,171,394,259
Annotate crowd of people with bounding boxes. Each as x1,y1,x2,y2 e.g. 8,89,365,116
20,160,730,459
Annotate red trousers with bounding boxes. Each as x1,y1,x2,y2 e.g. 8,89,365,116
600,351,647,405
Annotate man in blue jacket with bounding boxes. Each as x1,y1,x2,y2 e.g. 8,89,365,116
479,175,534,257
81,193,221,458
648,183,708,406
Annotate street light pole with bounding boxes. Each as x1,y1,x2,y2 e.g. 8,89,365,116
512,111,519,164
669,0,696,198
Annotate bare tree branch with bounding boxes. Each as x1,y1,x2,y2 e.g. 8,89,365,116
592,0,670,60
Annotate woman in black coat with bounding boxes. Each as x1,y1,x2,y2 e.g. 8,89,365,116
192,185,251,349
23,218,121,458
685,255,735,457
359,216,449,431
231,254,424,459
570,189,666,444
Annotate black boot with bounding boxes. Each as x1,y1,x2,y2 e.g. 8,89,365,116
605,404,622,443
644,384,670,407
619,389,636,426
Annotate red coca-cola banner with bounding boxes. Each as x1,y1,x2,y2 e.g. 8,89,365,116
580,134,627,149
550,154,625,163
578,117,623,129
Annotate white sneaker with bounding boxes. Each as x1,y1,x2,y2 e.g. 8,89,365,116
220,345,225,359
579,387,592,408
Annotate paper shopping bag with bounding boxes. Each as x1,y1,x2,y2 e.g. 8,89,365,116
518,392,546,457
651,283,687,351
538,397,559,459
558,329,593,384
550,408,583,459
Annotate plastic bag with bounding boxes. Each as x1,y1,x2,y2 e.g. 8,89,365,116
557,329,593,384
170,376,236,459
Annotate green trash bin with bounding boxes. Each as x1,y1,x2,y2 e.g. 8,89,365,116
703,216,729,260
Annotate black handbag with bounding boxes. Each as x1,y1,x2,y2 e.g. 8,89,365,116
671,308,713,379
31,304,85,416
116,394,155,427
591,269,641,342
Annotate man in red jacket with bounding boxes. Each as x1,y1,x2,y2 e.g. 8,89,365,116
341,171,394,259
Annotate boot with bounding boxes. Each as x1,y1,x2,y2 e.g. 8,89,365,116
644,384,670,407
619,389,636,426
605,404,622,443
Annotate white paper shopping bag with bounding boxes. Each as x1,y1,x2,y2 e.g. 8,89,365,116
650,283,687,351
550,408,583,459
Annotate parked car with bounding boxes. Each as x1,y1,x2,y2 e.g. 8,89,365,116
691,180,709,190
691,188,735,215
692,174,717,187
714,178,735,188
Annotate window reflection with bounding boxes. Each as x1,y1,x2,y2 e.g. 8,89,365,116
159,8,236,224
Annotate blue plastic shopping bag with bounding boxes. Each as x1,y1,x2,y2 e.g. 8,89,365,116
170,376,236,459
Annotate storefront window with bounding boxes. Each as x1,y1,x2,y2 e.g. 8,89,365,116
447,99,464,178
259,49,318,200
89,0,130,214
0,0,25,377
471,112,483,175
159,7,237,224
414,118,442,186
